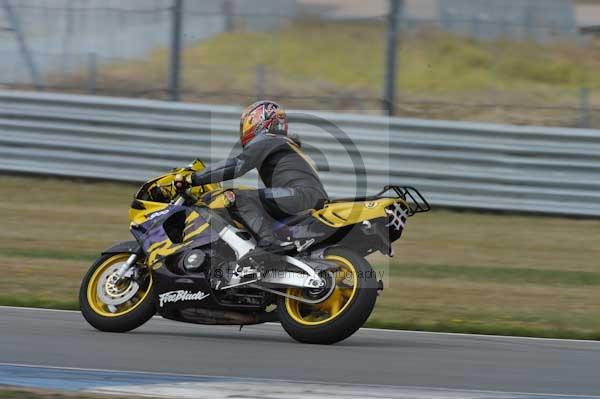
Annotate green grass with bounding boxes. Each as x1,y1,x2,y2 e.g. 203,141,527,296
1,175,600,339
53,20,600,125
0,249,96,262
388,263,600,287
169,22,600,92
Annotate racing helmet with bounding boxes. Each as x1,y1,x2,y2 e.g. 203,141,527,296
239,100,288,147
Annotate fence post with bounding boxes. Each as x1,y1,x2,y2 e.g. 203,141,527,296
383,0,402,116
223,0,234,32
580,87,591,129
61,0,75,76
2,0,43,90
169,0,184,101
87,52,98,94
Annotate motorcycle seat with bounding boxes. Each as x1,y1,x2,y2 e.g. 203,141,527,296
328,194,382,203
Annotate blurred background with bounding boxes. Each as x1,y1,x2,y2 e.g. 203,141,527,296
0,0,599,127
0,0,599,340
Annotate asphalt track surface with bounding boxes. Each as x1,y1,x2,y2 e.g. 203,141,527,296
1,307,600,397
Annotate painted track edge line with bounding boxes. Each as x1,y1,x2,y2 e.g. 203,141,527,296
1,362,599,399
2,305,600,344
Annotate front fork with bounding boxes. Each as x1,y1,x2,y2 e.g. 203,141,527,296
115,254,137,279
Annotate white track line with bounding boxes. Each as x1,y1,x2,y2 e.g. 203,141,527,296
2,305,600,344
1,362,598,399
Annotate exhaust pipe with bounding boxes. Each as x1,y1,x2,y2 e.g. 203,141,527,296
175,308,279,325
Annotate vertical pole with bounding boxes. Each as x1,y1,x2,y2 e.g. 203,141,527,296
2,0,43,90
87,52,97,94
223,0,234,33
61,0,75,75
580,87,591,129
169,0,183,101
525,0,534,41
384,0,402,116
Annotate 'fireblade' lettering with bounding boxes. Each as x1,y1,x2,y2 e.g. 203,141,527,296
158,290,210,307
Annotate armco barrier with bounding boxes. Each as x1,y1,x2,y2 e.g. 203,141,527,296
0,90,599,216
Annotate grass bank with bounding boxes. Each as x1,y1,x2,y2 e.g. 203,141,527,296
1,175,599,339
54,20,600,126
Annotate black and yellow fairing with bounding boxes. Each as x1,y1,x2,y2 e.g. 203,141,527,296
311,198,406,228
140,209,214,267
270,196,412,257
128,162,261,269
128,160,221,268
129,159,221,226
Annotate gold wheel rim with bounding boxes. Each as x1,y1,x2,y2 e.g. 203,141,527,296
86,254,152,318
284,255,358,326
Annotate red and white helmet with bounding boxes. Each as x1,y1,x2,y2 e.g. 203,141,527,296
239,100,288,147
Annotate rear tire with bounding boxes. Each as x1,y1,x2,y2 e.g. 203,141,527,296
277,247,378,344
79,253,155,333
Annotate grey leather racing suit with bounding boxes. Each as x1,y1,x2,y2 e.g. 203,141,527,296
191,134,328,247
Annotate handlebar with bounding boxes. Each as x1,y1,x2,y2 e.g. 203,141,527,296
172,174,196,206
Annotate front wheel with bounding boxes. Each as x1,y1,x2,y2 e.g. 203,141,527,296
79,253,155,332
278,247,378,344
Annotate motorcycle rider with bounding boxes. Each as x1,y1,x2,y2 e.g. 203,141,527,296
190,100,329,265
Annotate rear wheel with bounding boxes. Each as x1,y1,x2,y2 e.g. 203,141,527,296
277,247,378,344
79,253,155,332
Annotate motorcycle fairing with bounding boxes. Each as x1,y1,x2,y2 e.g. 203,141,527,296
101,240,139,255
129,201,171,226
273,198,409,255
129,159,221,225
132,206,219,268
312,198,407,228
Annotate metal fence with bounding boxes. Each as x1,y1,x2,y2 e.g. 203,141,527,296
1,90,599,217
0,0,295,86
0,0,598,128
438,0,578,42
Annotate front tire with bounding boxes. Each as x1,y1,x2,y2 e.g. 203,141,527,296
278,247,378,344
79,253,155,333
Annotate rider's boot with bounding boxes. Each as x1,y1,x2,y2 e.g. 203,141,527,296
237,238,291,269
232,191,293,269
237,224,293,269
217,238,292,289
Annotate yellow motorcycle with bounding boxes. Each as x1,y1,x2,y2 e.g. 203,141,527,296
80,160,430,344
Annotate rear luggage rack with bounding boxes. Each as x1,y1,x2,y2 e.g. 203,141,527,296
376,185,431,216
329,185,431,216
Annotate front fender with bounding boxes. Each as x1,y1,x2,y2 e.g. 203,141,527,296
101,240,140,256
